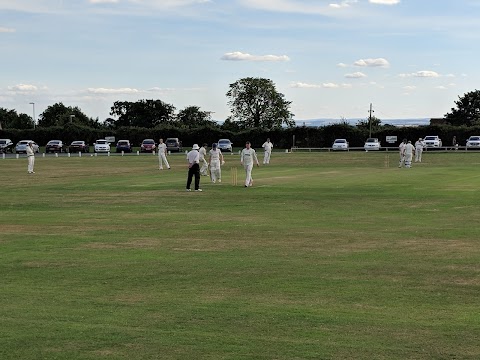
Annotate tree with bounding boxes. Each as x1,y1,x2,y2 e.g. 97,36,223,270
38,102,100,128
176,106,217,129
445,90,480,126
226,77,295,129
356,116,382,133
109,99,176,128
0,108,34,129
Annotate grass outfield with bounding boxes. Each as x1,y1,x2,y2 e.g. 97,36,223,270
1,151,479,359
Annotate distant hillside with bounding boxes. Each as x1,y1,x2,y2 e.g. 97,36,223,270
294,118,431,127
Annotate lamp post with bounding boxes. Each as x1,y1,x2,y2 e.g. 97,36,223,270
69,115,75,123
29,102,35,129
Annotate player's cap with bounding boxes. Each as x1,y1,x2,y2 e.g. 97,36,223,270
192,144,200,150
212,143,217,149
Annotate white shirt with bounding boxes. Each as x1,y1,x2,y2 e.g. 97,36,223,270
241,148,258,166
405,143,415,156
158,143,167,155
26,145,34,157
262,141,273,152
199,146,207,161
187,150,199,165
399,142,406,155
209,148,221,162
415,140,424,150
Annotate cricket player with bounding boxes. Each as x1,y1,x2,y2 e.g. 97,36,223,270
414,138,424,162
158,138,170,170
186,144,201,191
398,139,407,168
404,140,415,168
209,143,224,183
199,143,209,176
26,141,35,174
262,138,273,165
240,141,260,187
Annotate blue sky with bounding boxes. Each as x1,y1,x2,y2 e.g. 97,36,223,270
1,0,479,124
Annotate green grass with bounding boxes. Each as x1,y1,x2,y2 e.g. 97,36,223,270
1,151,480,359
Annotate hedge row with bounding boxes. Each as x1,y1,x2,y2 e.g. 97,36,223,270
1,123,479,149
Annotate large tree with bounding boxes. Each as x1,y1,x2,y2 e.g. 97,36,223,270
38,102,101,128
0,108,34,129
110,99,175,128
226,77,295,129
176,106,217,129
445,90,480,126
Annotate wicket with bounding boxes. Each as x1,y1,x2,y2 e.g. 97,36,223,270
230,167,238,186
384,154,390,168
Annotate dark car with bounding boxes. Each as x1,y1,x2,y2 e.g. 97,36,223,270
45,140,65,153
0,139,14,153
166,138,182,152
140,139,156,153
116,140,132,153
69,141,89,153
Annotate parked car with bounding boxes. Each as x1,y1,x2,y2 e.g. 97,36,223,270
218,139,233,152
0,138,14,153
69,141,89,153
466,136,480,148
332,139,349,151
364,138,381,151
116,140,132,153
45,140,65,153
94,139,111,153
165,138,182,152
423,136,442,148
140,139,156,153
15,140,39,154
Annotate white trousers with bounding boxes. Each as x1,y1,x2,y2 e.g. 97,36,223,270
200,158,208,176
210,160,221,182
415,149,422,162
405,154,413,168
158,153,170,169
263,151,271,164
398,154,405,167
244,163,253,186
28,156,35,173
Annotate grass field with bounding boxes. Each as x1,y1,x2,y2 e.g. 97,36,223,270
1,151,480,359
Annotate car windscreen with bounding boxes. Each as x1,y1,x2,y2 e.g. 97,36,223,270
143,140,154,144
71,141,83,145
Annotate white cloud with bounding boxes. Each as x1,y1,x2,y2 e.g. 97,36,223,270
290,82,322,89
354,58,390,68
290,82,352,89
369,0,400,4
221,51,290,62
403,86,416,91
337,62,348,68
345,72,367,78
0,27,15,33
8,84,38,92
86,87,140,94
435,86,447,90
89,0,119,4
399,71,440,78
329,0,357,9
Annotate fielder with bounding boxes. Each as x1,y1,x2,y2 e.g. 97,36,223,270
404,140,415,168
199,143,209,176
414,138,424,162
158,138,170,170
208,143,224,183
398,139,407,168
262,138,273,165
26,141,35,174
240,141,259,187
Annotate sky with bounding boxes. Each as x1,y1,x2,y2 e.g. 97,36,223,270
1,0,480,125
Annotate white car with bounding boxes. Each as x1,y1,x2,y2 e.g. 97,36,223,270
364,138,380,151
217,139,233,152
423,136,442,148
15,140,39,154
466,136,480,148
94,139,111,153
332,139,349,151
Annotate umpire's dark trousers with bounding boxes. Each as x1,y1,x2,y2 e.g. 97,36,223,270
186,163,200,190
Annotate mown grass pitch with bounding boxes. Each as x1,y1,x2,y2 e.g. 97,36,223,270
1,151,480,359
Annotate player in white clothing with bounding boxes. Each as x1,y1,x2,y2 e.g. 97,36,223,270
404,140,415,168
414,138,424,162
240,141,260,187
26,141,35,174
398,139,407,168
199,143,209,176
208,143,224,183
157,138,170,170
262,138,273,165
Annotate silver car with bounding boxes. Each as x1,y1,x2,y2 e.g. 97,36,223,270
332,139,349,151
217,139,233,152
15,140,39,154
